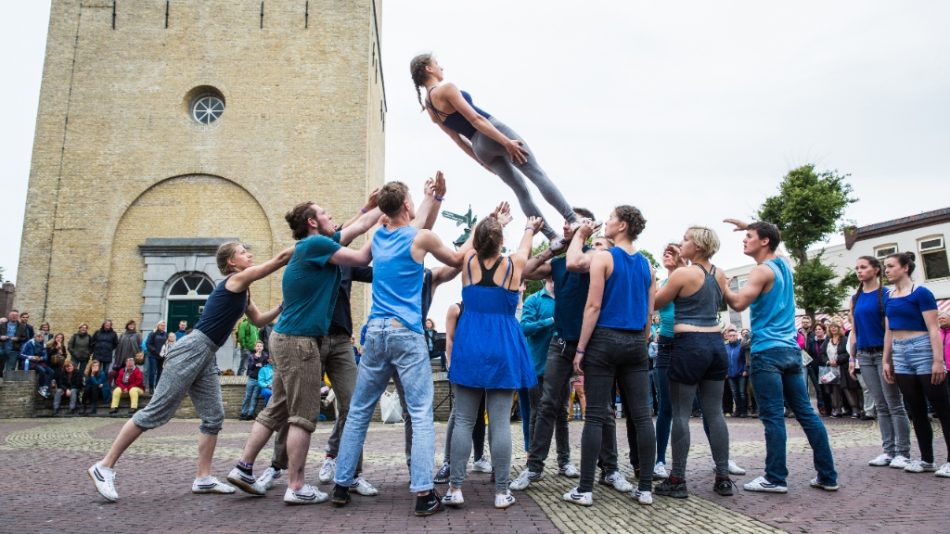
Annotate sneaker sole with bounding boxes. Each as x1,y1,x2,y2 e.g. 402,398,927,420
562,497,593,507
331,496,351,507
743,486,788,493
494,499,515,509
414,506,443,517
284,497,328,505
227,474,265,496
810,484,839,491
87,468,117,502
192,485,235,494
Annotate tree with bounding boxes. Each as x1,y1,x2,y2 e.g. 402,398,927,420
0,266,4,283
757,164,856,318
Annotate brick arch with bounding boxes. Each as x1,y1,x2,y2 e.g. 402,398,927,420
106,174,276,325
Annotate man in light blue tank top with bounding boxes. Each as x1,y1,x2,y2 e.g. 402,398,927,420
721,220,837,494
332,180,470,517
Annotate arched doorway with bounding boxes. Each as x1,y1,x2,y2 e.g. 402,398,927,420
165,273,215,333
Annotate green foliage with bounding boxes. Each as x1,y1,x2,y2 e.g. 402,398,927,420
756,164,856,318
794,254,851,316
0,266,4,283
757,164,856,264
640,249,659,270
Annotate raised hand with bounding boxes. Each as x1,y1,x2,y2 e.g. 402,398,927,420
434,170,447,198
575,218,597,240
492,201,513,226
524,216,544,234
723,218,748,232
363,187,380,211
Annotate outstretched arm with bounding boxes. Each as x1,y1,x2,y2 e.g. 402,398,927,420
722,264,773,312
329,240,374,267
339,188,381,242
566,219,597,273
226,246,295,293
413,172,447,230
245,300,283,328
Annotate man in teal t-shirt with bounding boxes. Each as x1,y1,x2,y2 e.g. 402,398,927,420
229,200,379,505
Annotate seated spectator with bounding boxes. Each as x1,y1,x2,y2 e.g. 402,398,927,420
39,322,54,344
258,361,274,407
20,332,55,397
47,333,69,373
83,360,110,415
52,360,84,416
240,340,268,420
110,357,144,415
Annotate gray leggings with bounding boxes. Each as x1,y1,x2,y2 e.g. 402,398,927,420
449,385,512,493
670,379,730,478
472,118,575,240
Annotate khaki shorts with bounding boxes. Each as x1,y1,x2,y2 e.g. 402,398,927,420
256,332,324,434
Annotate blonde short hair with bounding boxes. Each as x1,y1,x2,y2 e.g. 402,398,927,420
686,226,720,259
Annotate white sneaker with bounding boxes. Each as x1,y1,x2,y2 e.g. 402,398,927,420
653,462,668,480
633,489,653,505
935,463,950,478
743,476,788,493
283,484,329,505
600,471,634,493
562,487,593,506
318,457,336,484
904,460,936,473
441,488,465,508
192,476,236,494
254,466,283,492
350,476,379,496
889,455,910,469
808,477,839,491
494,491,516,509
868,454,893,467
559,463,580,478
509,469,542,491
728,460,746,476
227,466,264,496
471,458,493,473
88,463,118,502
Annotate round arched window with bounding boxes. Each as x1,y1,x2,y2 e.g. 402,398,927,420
168,273,215,298
191,95,225,125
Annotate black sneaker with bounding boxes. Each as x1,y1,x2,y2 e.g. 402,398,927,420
331,484,351,506
434,462,450,484
414,489,443,517
714,477,736,496
654,478,688,499
109,409,119,416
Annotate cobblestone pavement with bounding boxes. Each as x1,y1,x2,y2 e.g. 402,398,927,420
1,414,948,533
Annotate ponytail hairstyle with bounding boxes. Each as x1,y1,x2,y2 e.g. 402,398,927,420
473,216,503,260
216,242,245,275
685,226,720,260
886,251,917,277
409,53,434,111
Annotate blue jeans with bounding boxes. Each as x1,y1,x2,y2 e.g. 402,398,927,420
334,318,435,493
261,387,272,406
241,378,261,416
145,354,162,391
0,347,15,374
728,375,748,416
751,347,837,486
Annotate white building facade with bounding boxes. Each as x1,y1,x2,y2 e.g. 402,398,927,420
724,207,950,329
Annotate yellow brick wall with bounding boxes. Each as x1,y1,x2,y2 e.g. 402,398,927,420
18,0,384,332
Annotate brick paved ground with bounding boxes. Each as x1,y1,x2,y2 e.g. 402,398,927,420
1,415,948,533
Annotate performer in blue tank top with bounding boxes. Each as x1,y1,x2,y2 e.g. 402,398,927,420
410,53,578,243
88,241,293,503
563,206,657,507
331,180,470,517
442,206,540,510
721,219,837,494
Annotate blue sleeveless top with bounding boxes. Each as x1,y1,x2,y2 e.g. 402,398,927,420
749,258,798,353
368,225,425,333
428,89,492,140
853,287,889,349
597,248,651,331
449,255,537,390
673,264,722,327
657,279,675,337
194,276,248,348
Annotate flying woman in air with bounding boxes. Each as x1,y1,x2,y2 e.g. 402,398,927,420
410,53,579,243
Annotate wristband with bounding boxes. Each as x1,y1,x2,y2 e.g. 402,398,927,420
525,226,536,232
434,194,444,202
575,348,586,354
359,207,368,214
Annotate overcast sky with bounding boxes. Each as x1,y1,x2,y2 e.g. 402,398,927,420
2,1,948,324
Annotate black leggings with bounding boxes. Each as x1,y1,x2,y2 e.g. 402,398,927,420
895,374,950,463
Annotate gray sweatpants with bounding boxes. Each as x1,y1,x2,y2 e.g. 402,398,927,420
670,379,730,478
450,385,513,494
472,117,575,240
132,329,224,435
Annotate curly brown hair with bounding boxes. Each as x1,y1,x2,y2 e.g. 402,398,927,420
614,205,646,240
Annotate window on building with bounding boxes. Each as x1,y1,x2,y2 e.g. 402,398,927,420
919,236,950,280
191,94,224,125
874,244,898,258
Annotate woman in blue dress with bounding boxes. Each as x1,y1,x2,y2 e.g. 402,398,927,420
443,205,542,509
410,53,578,243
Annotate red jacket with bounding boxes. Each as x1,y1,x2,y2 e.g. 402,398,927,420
116,367,143,391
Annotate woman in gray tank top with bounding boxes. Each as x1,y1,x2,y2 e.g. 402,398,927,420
652,226,735,499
